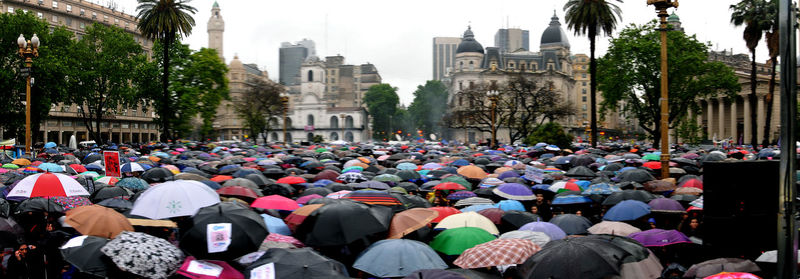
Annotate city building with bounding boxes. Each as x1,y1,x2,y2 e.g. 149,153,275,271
279,39,316,86
432,37,461,81
207,0,224,62
1,0,158,144
494,28,529,53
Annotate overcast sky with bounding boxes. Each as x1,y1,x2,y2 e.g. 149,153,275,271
109,0,762,105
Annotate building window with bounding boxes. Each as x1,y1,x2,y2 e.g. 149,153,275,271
582,96,587,102
115,19,119,25
583,113,588,119
52,1,58,8
80,22,85,29
508,62,515,69
331,78,335,84
103,15,108,22
133,123,139,129
582,104,587,111
63,121,71,127
459,61,464,70
458,81,463,90
582,81,587,86
37,12,43,19
582,73,587,78
582,88,587,94
66,4,71,12
469,81,474,89
38,0,43,5
65,17,71,26
122,123,130,129
125,22,128,29
307,115,314,126
7,7,13,13
469,61,474,71
52,15,58,23
80,9,85,16
92,12,97,19
307,70,313,82
458,97,463,106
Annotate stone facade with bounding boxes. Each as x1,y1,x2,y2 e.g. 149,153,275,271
207,1,224,62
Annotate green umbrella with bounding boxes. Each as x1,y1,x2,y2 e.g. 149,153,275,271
1,163,18,169
315,148,328,153
343,166,364,173
442,176,472,190
642,154,660,161
374,174,402,182
429,227,496,255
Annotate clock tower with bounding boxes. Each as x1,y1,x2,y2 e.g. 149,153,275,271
207,1,225,62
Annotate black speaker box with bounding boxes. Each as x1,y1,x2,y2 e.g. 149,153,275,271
703,160,779,259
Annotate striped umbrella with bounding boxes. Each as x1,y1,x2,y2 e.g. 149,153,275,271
285,204,324,232
8,172,90,198
94,176,119,186
454,197,493,207
325,190,352,199
343,190,402,206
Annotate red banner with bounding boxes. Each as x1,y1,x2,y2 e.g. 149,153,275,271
104,151,121,178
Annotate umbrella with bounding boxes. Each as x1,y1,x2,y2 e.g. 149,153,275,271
617,169,656,183
261,214,292,236
65,205,133,238
277,176,307,184
0,217,23,235
100,231,185,279
548,181,582,193
403,269,471,279
244,248,349,279
429,227,496,255
492,183,535,200
251,195,300,211
495,200,525,211
519,221,567,240
342,190,403,206
264,233,305,248
115,177,149,192
500,210,542,231
295,201,392,246
120,162,145,173
434,212,500,235
703,272,761,279
37,162,63,172
454,197,493,207
129,180,220,219
582,183,622,195
588,221,642,236
604,200,651,221
518,236,632,279
285,204,324,232
353,239,448,277
602,190,658,206
447,191,477,200
684,258,761,279
7,172,90,198
454,238,541,269
49,196,92,211
95,176,119,186
180,202,268,260
458,165,488,180
629,229,692,247
176,256,244,279
217,186,260,200
648,198,685,213
461,204,496,213
0,199,9,218
430,207,462,223
476,208,505,224
755,250,800,263
388,208,438,239
96,198,133,211
90,186,130,201
499,230,551,247
552,194,594,205
434,182,467,191
549,214,592,235
60,235,111,277
141,167,175,183
13,197,64,214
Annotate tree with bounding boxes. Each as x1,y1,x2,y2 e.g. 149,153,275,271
168,47,229,139
524,122,573,149
68,23,152,143
235,78,284,144
136,0,198,142
0,11,76,143
363,84,400,140
407,80,448,139
597,21,741,146
676,118,704,145
564,0,623,148
730,0,774,147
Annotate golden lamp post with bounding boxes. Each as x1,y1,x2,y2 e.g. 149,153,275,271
647,0,678,179
280,95,289,145
487,89,500,148
17,34,39,156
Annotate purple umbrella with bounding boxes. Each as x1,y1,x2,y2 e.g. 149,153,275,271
492,183,535,200
629,229,692,247
497,171,520,180
447,191,476,200
519,221,567,240
648,198,685,213
296,194,323,205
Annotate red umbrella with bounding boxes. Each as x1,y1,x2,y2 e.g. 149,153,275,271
679,178,703,190
251,195,300,211
210,175,233,183
434,182,467,191
285,204,324,232
276,176,307,185
643,162,662,170
429,207,462,223
296,194,323,205
176,256,244,279
216,186,259,199
7,172,90,198
342,191,402,206
69,164,87,173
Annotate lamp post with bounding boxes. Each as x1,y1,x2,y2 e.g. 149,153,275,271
339,113,346,142
18,34,39,156
487,89,500,148
647,0,677,179
280,95,289,145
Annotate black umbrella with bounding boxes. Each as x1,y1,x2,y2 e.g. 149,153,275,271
301,187,333,197
295,201,391,246
518,236,632,279
96,198,133,211
500,210,541,232
245,247,349,278
60,235,112,277
396,170,422,181
180,202,268,260
14,197,64,214
616,169,656,184
602,190,658,206
141,167,175,183
571,155,596,167
549,214,592,235
0,217,23,235
244,173,272,186
0,231,20,250
584,234,650,263
565,166,598,179
0,198,9,218
403,195,432,209
90,187,131,202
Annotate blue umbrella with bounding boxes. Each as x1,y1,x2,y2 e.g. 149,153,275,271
554,156,573,165
44,142,57,149
120,162,145,173
495,200,525,211
37,163,63,173
396,163,417,170
532,184,552,191
460,204,496,212
261,214,292,235
582,183,622,195
603,200,651,221
356,181,390,190
451,159,470,167
552,194,593,205
353,239,448,277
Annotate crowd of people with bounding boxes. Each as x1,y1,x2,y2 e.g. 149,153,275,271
0,140,787,278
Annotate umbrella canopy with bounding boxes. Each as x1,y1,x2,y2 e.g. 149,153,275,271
65,205,133,238
176,256,244,279
588,221,642,236
353,239,448,277
388,208,438,239
251,195,300,211
50,196,93,211
629,229,692,247
492,183,536,200
7,172,90,198
602,190,658,206
129,180,221,219
457,165,487,180
244,248,349,279
434,182,467,191
703,272,761,279
617,169,656,183
216,186,260,200
342,190,403,206
60,235,111,277
500,211,542,231
434,212,500,235
604,200,652,221
454,238,541,269
552,194,594,205
648,198,685,213
684,258,761,279
430,207,462,223
429,227,496,255
115,177,149,192
295,201,392,246
499,230,551,247
549,214,592,235
454,197,494,208
519,221,567,240
100,231,185,279
518,236,633,279
285,204,324,232
180,202,268,260
261,214,292,236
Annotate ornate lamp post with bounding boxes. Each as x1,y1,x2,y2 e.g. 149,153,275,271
280,95,289,145
339,113,346,142
487,89,500,148
18,34,39,156
647,0,678,179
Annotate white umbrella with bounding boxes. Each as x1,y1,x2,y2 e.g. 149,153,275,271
130,180,220,219
756,250,800,263
499,230,551,247
7,172,90,198
587,221,642,236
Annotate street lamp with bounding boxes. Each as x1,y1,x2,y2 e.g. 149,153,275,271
339,113,346,142
18,34,39,156
280,95,289,145
487,89,500,148
647,0,678,179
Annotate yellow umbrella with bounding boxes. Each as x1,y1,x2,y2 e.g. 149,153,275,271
11,158,31,166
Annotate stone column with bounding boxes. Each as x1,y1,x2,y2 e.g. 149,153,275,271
757,94,765,144
730,99,738,144
58,131,63,145
718,97,726,139
707,99,715,138
743,96,751,144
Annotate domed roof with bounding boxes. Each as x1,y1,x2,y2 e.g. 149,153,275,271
540,12,570,49
456,26,484,54
668,11,680,22
229,54,243,69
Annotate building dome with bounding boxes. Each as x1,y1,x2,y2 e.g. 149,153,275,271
229,54,243,69
540,13,570,49
668,11,680,22
456,26,484,54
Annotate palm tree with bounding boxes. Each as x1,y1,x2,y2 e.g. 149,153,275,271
136,0,197,142
730,0,772,148
564,0,623,148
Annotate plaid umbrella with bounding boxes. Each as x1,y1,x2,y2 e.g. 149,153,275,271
100,231,185,279
50,196,92,211
454,238,541,268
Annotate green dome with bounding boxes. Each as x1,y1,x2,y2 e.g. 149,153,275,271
668,11,680,22
213,1,219,8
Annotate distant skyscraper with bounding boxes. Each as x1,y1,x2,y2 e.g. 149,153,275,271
432,37,461,81
279,39,315,86
494,28,529,53
207,1,225,62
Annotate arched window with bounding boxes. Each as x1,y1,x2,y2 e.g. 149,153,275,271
270,132,278,141
330,132,339,141
307,70,314,82
469,61,474,71
508,62,515,69
345,132,354,142
459,61,464,70
285,133,292,142
330,116,339,128
284,117,293,128
269,117,279,127
307,114,314,126
345,116,354,128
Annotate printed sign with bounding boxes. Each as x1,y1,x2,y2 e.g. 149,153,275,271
524,165,544,184
250,262,276,279
103,151,121,177
186,260,224,277
207,223,232,253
